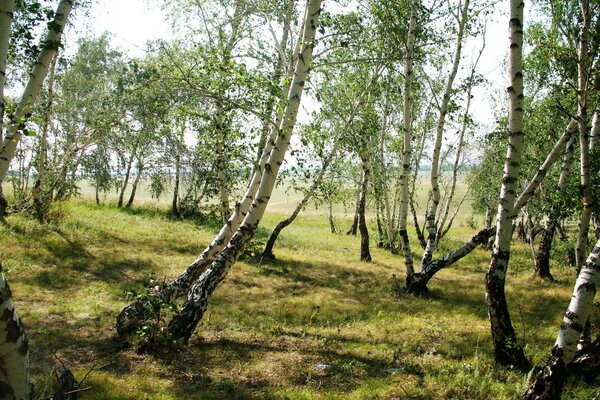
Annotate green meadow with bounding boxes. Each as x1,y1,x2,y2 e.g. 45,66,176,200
0,184,597,399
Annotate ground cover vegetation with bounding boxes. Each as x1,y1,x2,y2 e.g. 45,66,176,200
0,0,600,398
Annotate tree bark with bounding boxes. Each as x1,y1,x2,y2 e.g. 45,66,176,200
347,190,359,235
125,162,143,208
163,0,321,345
523,239,600,399
420,0,470,271
358,147,372,262
485,0,530,369
406,227,496,294
535,121,578,280
574,0,593,271
117,149,136,208
0,264,32,400
398,0,419,276
0,0,73,185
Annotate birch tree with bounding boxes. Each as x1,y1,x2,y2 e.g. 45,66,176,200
0,0,73,216
0,264,32,399
162,0,322,345
484,0,529,368
116,0,312,337
523,239,600,399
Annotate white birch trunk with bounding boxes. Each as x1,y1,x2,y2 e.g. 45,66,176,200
420,0,470,271
524,239,600,399
575,0,592,269
0,266,32,400
165,0,322,344
484,0,530,368
0,0,73,183
398,0,419,277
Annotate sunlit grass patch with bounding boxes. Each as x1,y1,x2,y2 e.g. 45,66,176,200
1,199,597,399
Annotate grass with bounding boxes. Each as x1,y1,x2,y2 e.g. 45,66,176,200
1,198,598,399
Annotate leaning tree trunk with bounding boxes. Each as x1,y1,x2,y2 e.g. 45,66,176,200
523,239,600,400
535,120,578,280
117,149,136,208
0,0,73,186
125,161,143,208
163,0,321,345
263,135,341,259
404,121,572,295
420,0,469,271
398,0,419,278
116,2,301,337
0,264,32,399
358,142,372,262
485,0,530,369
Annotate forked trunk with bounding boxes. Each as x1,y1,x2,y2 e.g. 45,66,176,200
535,123,577,280
164,0,322,345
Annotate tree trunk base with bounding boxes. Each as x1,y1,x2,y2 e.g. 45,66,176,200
0,191,8,218
570,337,600,381
116,300,155,337
261,251,276,261
523,356,567,400
494,343,531,370
405,273,429,295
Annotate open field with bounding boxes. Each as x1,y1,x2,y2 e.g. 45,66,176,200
1,195,598,399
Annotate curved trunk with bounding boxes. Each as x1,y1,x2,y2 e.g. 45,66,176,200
263,135,341,259
0,265,32,399
164,0,321,345
117,150,136,208
485,0,529,369
406,227,496,294
125,163,143,208
524,239,600,399
0,0,73,184
33,52,58,223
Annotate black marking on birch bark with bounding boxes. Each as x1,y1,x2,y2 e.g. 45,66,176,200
576,282,596,293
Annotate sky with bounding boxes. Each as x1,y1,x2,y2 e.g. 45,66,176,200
78,0,510,137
